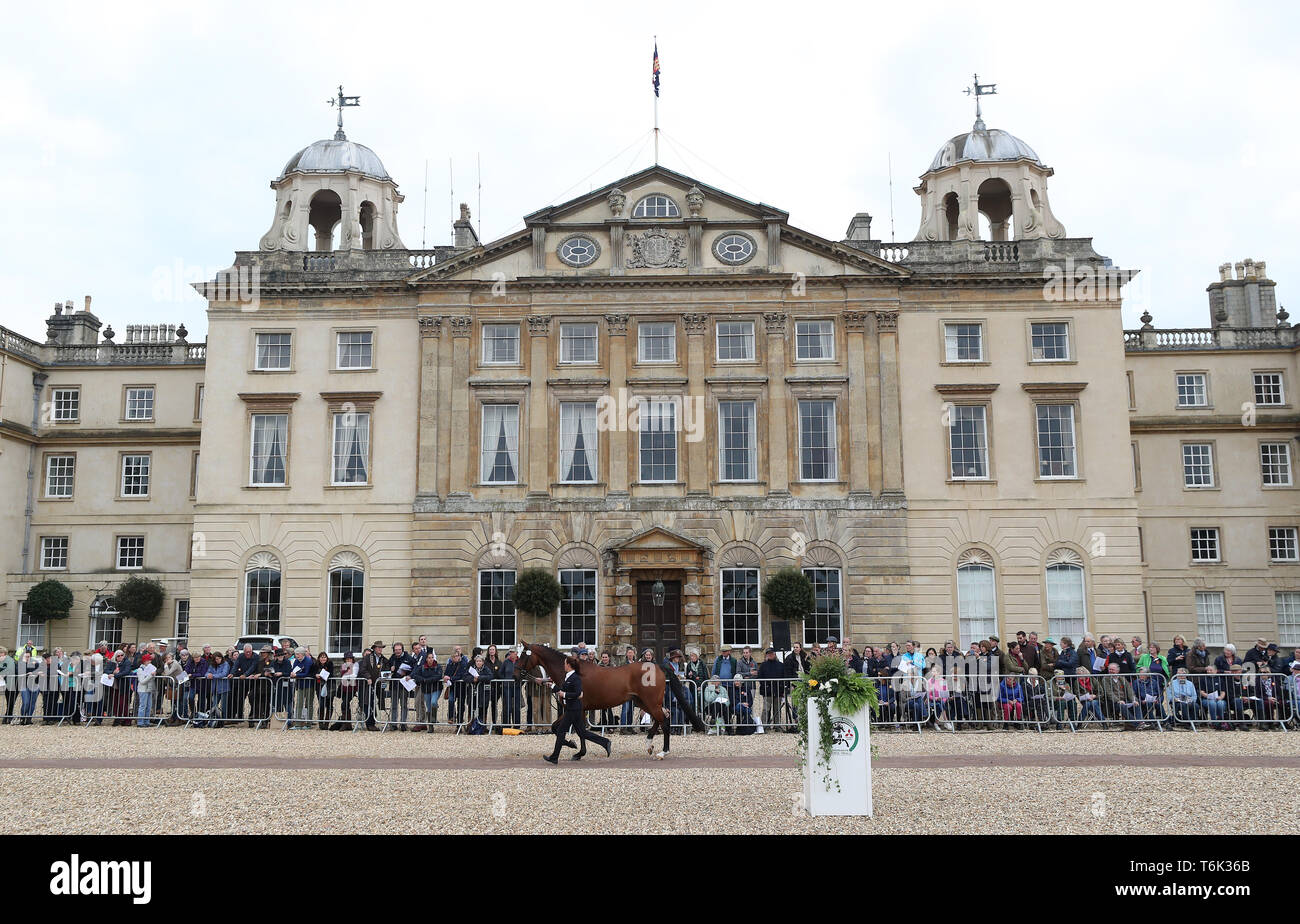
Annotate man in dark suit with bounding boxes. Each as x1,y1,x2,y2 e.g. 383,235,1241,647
543,656,611,763
359,641,387,730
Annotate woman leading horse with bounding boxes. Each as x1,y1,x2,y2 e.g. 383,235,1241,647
516,642,707,758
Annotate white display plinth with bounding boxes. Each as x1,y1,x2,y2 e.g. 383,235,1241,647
804,702,873,816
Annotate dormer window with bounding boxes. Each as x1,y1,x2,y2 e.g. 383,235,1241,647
632,194,680,219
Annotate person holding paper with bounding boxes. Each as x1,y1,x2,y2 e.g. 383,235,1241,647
388,642,412,731
412,652,443,731
470,653,495,726
444,647,470,726
314,651,336,727
135,653,157,727
335,653,360,730
1132,669,1164,726
288,647,315,729
200,652,231,728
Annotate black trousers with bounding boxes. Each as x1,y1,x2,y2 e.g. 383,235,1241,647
549,709,610,759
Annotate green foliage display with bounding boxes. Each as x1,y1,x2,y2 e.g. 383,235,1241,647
761,567,815,623
113,575,165,624
511,568,562,618
23,579,74,621
791,651,880,791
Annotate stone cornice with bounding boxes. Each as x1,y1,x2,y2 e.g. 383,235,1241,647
934,383,999,396
33,428,201,445
1020,382,1088,396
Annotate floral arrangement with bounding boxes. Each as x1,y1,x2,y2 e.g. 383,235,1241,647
791,651,878,791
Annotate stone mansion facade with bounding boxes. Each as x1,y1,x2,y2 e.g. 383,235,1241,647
1,117,1295,657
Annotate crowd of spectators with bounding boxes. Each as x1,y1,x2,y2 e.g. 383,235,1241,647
2,630,1297,733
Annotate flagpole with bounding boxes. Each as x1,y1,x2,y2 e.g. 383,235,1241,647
653,35,659,165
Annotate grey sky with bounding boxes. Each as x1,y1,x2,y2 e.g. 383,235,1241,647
2,0,1296,339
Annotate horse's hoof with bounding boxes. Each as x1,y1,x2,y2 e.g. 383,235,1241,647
646,743,654,756
654,751,665,760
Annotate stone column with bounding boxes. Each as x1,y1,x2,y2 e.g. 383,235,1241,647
876,310,903,494
447,316,473,495
683,313,709,494
605,313,630,494
526,315,551,495
764,312,790,494
609,223,624,276
844,311,873,495
417,316,442,498
766,222,782,273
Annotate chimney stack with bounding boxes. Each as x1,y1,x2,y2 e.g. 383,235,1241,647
1207,259,1276,328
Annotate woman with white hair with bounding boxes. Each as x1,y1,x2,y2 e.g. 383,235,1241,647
1214,643,1240,674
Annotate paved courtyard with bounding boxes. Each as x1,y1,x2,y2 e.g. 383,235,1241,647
1,727,1293,834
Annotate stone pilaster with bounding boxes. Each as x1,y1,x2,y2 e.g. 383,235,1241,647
605,314,630,494
447,316,473,494
683,313,709,494
527,315,551,494
764,312,790,494
417,315,442,498
844,311,873,495
876,310,903,494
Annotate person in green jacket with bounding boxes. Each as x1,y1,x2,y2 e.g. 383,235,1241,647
1135,643,1170,683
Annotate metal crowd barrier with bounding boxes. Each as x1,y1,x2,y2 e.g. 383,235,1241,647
269,676,366,731
691,677,791,735
184,676,272,728
1165,670,1293,731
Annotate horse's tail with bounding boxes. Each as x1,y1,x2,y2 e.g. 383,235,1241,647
663,664,708,732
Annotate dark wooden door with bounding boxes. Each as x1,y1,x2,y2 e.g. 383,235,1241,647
636,580,682,659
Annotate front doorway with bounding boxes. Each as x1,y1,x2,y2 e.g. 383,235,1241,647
636,580,682,660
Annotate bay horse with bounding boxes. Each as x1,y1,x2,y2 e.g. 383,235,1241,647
515,642,706,759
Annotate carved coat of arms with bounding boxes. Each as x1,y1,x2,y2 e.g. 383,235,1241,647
625,228,686,268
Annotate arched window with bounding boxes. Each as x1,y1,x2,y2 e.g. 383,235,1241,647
976,178,1013,241
956,551,997,647
943,192,959,241
89,596,121,648
1045,550,1087,640
328,551,365,655
244,552,281,635
632,194,680,218
308,190,342,251
359,201,376,250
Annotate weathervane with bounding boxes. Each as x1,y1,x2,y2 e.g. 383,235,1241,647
964,73,996,130
328,85,361,140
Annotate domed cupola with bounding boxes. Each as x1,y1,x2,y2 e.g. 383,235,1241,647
913,76,1066,243
259,87,406,253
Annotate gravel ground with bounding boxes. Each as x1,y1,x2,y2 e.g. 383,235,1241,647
1,726,1293,834
0,723,1295,760
1,766,1292,835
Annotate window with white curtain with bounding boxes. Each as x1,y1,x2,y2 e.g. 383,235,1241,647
336,331,373,369
559,401,598,483
480,404,520,484
331,411,370,484
249,414,289,485
1195,591,1227,646
1277,592,1300,647
16,603,47,651
255,333,292,370
638,399,677,482
795,320,834,360
719,400,757,481
957,562,997,648
716,321,755,361
481,324,520,364
1045,563,1086,640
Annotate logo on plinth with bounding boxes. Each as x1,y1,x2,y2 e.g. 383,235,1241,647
830,716,859,752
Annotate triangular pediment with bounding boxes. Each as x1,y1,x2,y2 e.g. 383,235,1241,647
607,525,710,554
407,164,907,284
